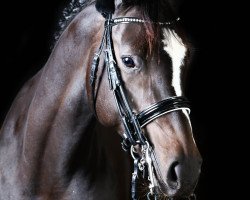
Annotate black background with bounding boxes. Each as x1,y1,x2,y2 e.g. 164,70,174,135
0,0,245,199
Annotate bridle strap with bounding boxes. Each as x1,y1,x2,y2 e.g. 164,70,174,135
90,26,107,118
138,96,190,127
131,156,139,200
105,14,146,146
121,96,190,151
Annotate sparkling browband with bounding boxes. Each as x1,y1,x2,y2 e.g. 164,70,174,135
110,17,180,26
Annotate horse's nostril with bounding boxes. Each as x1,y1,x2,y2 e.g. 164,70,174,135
167,161,180,188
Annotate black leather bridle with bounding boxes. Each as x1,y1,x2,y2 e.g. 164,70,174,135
90,13,193,200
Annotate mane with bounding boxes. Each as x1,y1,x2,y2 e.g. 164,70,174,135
54,0,93,42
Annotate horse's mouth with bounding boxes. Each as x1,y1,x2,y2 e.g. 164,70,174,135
150,161,196,200
151,175,195,200
152,184,196,200
148,150,197,199
137,174,196,200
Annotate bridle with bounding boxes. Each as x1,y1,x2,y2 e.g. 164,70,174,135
90,13,194,200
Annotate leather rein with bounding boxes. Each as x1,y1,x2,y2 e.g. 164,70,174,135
90,13,193,200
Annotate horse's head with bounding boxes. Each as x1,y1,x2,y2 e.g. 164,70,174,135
87,0,202,198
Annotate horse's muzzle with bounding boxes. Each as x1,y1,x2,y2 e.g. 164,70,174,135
152,151,202,198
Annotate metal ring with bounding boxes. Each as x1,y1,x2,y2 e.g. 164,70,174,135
130,146,138,160
146,192,152,200
147,192,158,200
144,141,150,149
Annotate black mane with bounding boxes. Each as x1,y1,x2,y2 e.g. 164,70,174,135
54,0,93,42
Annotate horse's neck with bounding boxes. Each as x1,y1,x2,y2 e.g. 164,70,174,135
0,8,93,174
0,44,94,197
0,5,131,199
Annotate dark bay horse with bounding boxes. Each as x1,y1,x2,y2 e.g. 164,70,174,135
0,0,202,199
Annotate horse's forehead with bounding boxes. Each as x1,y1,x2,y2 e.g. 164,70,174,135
113,23,144,40
113,24,147,53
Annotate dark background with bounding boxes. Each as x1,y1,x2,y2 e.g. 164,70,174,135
0,0,245,199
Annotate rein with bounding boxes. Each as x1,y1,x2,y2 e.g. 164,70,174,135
90,13,193,200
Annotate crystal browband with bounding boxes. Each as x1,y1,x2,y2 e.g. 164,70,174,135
110,17,180,26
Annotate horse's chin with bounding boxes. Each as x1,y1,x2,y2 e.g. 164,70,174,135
137,175,194,200
153,173,195,200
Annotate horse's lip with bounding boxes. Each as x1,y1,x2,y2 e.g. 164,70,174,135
151,160,193,199
150,151,175,196
153,174,178,197
149,148,196,198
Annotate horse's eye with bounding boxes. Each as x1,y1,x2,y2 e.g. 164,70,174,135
122,57,135,68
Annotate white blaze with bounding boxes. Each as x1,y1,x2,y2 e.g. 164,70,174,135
162,29,187,96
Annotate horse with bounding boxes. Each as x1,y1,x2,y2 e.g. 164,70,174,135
0,0,202,199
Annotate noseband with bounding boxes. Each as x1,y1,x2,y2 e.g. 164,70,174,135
90,14,193,200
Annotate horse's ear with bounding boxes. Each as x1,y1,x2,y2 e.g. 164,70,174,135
168,0,184,14
95,0,183,15
95,0,115,14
